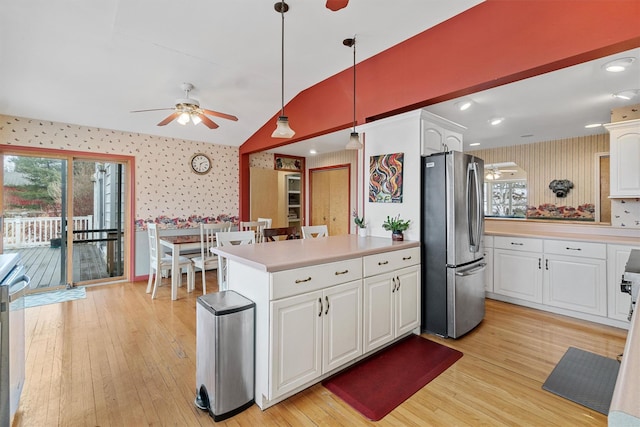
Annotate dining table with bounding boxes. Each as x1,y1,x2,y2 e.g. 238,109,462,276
159,234,202,300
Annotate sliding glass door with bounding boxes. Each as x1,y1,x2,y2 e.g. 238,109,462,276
2,152,128,292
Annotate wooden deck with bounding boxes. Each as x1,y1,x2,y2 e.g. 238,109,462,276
5,243,114,290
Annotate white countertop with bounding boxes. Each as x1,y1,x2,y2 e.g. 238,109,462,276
609,306,640,426
210,234,419,272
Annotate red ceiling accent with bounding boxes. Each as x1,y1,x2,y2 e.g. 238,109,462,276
238,0,640,220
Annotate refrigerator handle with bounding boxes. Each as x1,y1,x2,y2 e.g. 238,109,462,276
467,162,483,253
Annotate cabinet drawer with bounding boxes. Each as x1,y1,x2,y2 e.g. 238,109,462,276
544,239,606,259
363,247,420,277
494,236,543,252
271,258,362,300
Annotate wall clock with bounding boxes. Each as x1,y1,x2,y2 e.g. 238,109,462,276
190,153,212,175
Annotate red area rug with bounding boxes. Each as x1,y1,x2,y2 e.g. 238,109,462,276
322,334,463,421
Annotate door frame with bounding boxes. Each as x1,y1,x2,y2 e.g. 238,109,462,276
1,145,136,286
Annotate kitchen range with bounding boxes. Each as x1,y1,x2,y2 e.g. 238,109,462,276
0,253,30,426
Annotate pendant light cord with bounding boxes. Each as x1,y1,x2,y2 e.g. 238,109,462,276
352,37,356,131
280,1,285,117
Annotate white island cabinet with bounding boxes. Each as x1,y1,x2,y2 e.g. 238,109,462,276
211,235,420,410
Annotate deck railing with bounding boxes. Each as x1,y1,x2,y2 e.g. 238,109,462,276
3,215,93,248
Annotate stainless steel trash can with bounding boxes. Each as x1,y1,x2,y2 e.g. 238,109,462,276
194,290,255,421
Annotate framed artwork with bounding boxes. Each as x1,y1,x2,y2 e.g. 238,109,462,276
369,153,404,203
274,154,304,172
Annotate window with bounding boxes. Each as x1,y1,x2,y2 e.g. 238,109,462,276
484,180,527,218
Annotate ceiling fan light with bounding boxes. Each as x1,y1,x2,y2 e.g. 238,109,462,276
177,112,191,125
272,116,295,138
346,132,363,150
191,114,202,125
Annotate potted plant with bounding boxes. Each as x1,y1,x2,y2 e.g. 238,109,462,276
352,210,367,237
382,214,411,241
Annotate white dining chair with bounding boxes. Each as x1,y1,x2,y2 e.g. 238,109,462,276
191,222,231,295
240,220,267,243
215,230,255,291
146,223,195,299
301,225,329,239
257,217,273,228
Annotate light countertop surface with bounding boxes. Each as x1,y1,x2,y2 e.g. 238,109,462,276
609,306,640,425
210,234,419,272
485,219,640,245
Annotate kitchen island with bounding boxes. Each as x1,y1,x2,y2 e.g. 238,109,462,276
211,235,421,409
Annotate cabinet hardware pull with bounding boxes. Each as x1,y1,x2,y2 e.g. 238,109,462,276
565,247,582,251
510,242,524,246
392,277,397,292
325,296,330,315
318,298,322,317
295,277,312,284
538,258,541,269
402,256,412,260
335,270,349,275
396,276,401,290
378,261,389,265
545,259,549,270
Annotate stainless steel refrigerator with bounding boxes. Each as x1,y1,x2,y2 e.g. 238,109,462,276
421,151,486,338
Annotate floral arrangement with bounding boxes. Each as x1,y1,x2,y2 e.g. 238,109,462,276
352,210,366,228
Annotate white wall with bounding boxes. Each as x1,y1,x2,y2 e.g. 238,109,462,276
359,110,423,242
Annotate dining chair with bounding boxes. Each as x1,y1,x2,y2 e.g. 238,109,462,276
146,223,195,299
191,222,231,295
263,226,299,242
215,230,256,291
257,217,273,228
301,225,329,239
240,220,267,243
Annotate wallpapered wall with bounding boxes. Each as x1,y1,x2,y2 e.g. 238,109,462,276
0,115,239,229
469,134,640,228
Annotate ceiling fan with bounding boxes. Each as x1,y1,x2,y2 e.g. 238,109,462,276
131,83,238,129
325,0,349,12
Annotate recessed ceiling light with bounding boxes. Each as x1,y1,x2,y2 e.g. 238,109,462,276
309,149,317,155
602,57,636,72
613,89,639,100
488,117,504,126
455,100,472,111
585,123,602,129
469,142,480,146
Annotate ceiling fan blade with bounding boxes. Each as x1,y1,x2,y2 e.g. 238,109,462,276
202,109,238,122
157,112,180,126
130,107,174,113
326,0,349,12
198,114,219,129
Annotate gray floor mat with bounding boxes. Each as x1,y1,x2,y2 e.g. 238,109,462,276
542,347,620,415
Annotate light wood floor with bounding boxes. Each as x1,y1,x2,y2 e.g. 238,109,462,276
15,272,628,426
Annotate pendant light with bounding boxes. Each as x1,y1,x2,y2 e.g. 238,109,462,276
272,1,295,138
344,36,363,150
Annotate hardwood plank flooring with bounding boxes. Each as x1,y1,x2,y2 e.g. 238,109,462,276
14,272,627,426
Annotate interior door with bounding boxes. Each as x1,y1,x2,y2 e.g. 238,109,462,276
310,166,350,235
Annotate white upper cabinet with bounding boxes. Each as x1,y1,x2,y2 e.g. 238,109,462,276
420,110,464,155
604,119,640,198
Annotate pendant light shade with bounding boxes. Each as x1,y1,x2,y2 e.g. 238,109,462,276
272,2,295,138
272,116,295,138
344,37,362,150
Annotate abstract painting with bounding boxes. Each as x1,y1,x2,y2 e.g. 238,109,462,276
369,153,404,203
